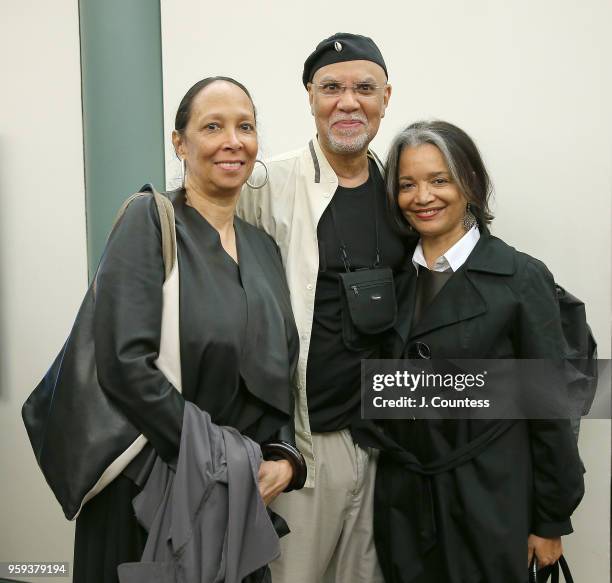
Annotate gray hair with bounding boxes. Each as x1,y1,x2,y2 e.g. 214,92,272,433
385,120,494,236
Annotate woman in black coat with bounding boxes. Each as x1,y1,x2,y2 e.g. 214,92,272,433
73,77,305,583
372,121,584,583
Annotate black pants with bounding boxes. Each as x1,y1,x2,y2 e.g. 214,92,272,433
73,475,146,583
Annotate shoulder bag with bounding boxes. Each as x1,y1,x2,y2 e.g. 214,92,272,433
22,184,181,520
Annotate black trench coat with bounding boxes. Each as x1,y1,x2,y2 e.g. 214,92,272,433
372,234,585,583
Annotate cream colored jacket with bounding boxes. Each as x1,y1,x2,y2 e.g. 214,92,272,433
237,138,382,487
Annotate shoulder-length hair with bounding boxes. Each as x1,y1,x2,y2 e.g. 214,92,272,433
385,120,494,236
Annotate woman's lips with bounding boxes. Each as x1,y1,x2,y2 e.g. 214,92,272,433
413,207,444,220
215,161,244,171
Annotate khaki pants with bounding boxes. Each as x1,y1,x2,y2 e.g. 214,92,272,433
269,429,383,583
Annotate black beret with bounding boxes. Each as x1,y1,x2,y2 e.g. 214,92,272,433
302,32,388,88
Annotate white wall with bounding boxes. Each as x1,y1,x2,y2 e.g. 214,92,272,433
161,0,611,580
161,0,611,357
0,0,87,577
1,0,606,578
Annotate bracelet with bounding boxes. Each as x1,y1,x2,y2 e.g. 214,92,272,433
261,441,307,491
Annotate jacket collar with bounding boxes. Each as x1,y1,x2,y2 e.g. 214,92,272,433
408,268,487,339
463,232,516,275
308,137,337,185
304,136,385,227
307,136,384,185
395,233,517,342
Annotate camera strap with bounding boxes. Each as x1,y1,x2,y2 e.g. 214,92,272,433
329,177,381,271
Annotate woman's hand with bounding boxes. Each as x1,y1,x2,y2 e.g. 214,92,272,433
257,460,294,505
528,534,563,568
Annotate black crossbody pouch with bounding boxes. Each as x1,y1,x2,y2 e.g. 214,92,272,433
339,267,397,350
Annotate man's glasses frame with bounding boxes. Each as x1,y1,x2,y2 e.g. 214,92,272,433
311,81,388,98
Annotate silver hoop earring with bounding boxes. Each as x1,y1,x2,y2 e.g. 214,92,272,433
463,202,477,231
180,158,186,189
246,159,269,189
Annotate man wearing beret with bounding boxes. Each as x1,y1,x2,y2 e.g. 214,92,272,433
238,32,405,582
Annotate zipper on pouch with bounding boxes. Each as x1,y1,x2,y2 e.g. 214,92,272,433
351,280,391,296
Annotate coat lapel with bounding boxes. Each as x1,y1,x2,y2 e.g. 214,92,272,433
409,269,487,339
233,221,292,416
404,234,516,341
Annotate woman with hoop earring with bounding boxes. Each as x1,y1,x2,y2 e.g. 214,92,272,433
73,76,305,583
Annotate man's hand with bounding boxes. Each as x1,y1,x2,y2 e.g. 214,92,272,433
528,534,563,568
257,460,294,505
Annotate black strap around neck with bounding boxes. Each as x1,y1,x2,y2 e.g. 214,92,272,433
329,162,381,272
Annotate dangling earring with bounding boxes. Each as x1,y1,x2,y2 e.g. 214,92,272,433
463,202,477,231
180,158,186,189
246,159,269,189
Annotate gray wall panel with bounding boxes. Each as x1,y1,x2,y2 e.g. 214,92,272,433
80,0,165,277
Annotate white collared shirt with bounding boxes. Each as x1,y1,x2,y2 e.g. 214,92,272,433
412,225,480,273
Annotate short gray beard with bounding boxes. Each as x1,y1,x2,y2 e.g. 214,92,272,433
326,129,371,153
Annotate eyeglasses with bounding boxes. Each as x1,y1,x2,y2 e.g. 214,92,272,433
312,81,386,98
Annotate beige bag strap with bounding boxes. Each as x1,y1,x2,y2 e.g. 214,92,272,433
77,187,180,518
111,185,176,280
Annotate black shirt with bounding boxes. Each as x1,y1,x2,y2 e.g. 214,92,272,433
306,161,406,432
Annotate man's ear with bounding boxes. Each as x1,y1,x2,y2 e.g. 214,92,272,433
307,83,315,115
381,83,392,118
